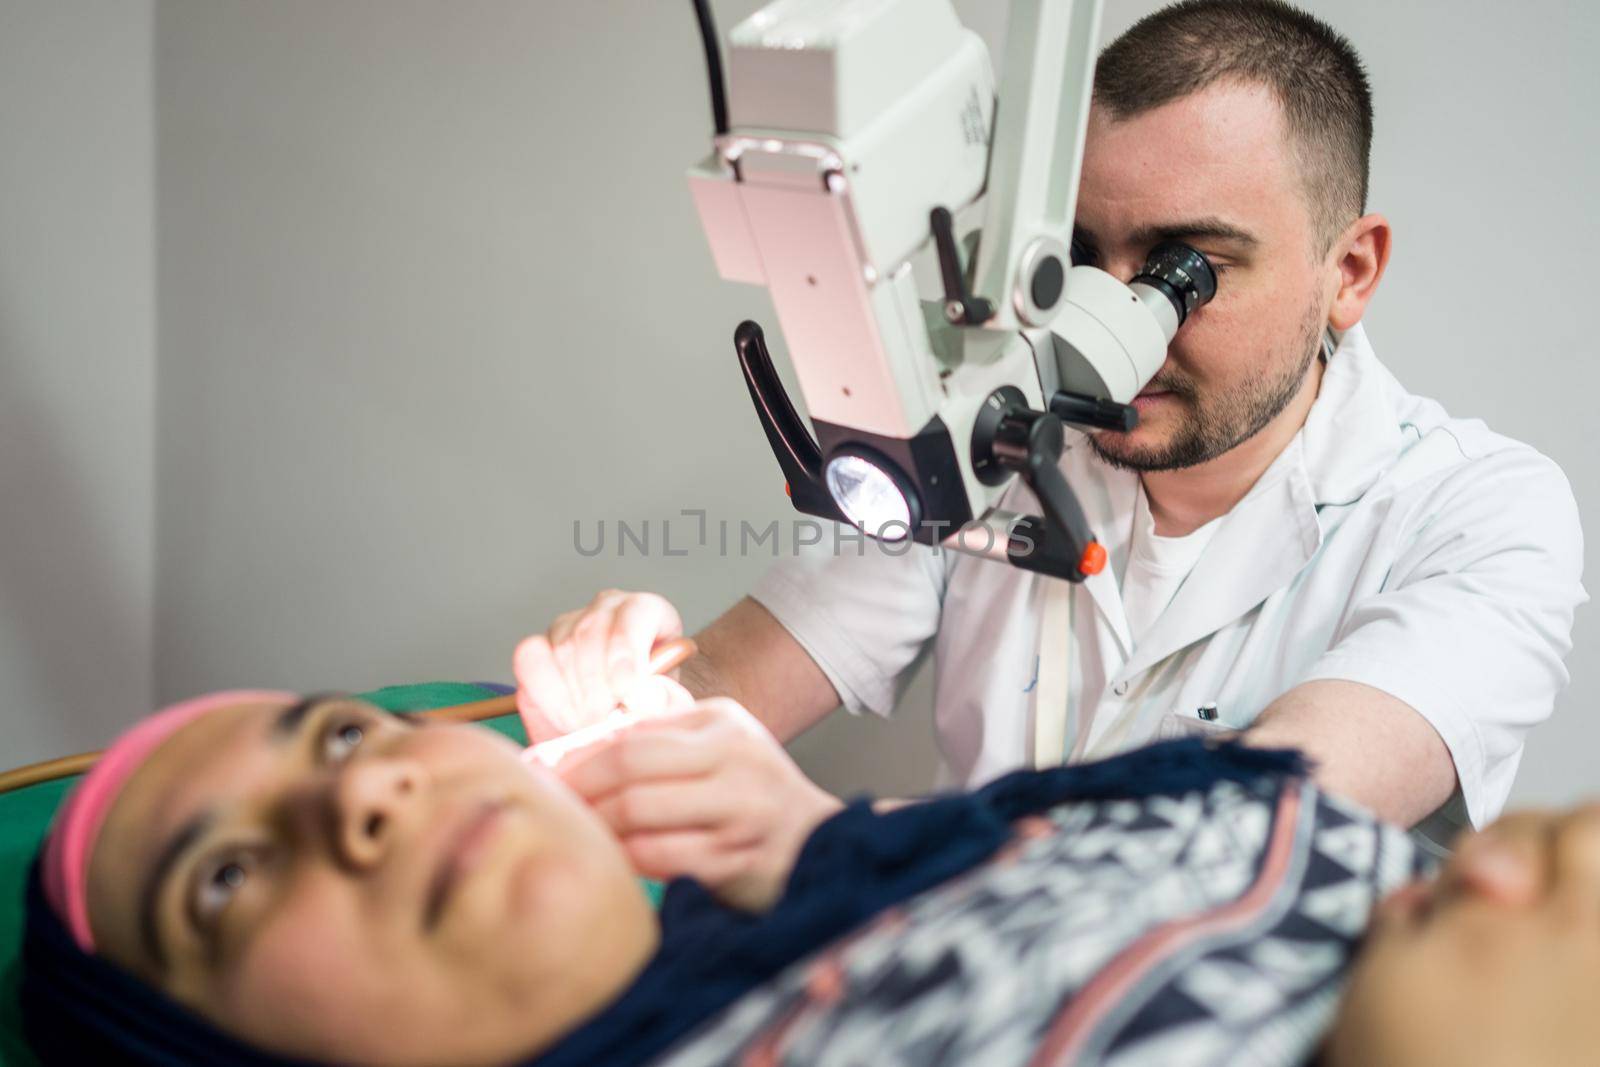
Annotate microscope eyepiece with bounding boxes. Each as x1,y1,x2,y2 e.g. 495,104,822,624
1130,241,1218,328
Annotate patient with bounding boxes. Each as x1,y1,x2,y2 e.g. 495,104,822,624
19,688,1600,1066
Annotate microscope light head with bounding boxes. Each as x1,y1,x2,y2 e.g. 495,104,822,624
824,450,918,541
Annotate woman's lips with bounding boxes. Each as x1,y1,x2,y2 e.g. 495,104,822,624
1376,879,1437,930
424,800,511,930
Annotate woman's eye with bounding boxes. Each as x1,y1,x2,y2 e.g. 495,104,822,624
322,719,367,764
192,857,251,926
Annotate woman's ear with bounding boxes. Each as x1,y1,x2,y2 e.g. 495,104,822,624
1327,213,1392,331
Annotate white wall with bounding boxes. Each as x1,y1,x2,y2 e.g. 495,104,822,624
6,1,1597,811
0,1,156,767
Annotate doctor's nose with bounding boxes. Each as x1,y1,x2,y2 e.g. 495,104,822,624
1101,254,1146,285
332,754,426,869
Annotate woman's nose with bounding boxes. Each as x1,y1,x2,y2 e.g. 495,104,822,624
1550,803,1600,915
333,756,425,869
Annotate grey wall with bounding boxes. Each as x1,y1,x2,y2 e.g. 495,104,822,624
5,1,1597,810
148,0,791,700
0,1,155,766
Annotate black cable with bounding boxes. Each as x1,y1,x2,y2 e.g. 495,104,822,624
691,0,730,136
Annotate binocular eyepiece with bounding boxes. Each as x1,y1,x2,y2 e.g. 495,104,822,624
1131,241,1219,328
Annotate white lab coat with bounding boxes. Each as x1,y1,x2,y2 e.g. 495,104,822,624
751,324,1586,852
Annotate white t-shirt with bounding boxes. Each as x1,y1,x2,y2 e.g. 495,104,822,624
1121,486,1222,649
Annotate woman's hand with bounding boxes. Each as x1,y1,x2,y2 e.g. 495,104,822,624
557,697,844,912
514,590,684,742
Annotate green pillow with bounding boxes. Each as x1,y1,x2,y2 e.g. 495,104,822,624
0,682,660,1067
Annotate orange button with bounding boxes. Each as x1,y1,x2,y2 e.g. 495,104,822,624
784,482,792,498
1078,541,1107,576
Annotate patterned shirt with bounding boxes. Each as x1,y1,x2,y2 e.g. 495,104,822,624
661,780,1422,1066
532,742,1429,1067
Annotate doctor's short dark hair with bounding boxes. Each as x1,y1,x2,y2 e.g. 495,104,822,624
1094,0,1373,256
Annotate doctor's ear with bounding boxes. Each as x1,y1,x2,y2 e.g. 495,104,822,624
1325,213,1392,332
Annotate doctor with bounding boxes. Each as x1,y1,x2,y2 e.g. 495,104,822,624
516,0,1584,894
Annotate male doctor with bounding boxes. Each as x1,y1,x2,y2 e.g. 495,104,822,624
516,0,1585,897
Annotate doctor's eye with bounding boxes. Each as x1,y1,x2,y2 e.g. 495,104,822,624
320,718,368,764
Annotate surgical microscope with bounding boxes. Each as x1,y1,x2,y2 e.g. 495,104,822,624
687,0,1217,582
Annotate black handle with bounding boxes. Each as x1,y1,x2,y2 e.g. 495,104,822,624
930,206,993,326
733,321,846,524
1024,445,1098,574
1049,390,1138,433
975,392,1104,582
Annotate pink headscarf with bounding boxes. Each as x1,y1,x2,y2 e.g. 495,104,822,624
40,690,295,953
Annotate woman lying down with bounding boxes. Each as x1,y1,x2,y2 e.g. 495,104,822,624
20,685,1600,1067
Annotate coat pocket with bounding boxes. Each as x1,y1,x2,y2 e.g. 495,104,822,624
1155,708,1232,740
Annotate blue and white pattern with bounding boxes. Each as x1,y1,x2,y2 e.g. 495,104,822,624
659,778,1427,1067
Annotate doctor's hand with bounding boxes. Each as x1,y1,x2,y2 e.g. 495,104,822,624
556,696,844,912
515,589,685,742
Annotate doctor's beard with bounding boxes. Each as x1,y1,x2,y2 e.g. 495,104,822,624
1089,297,1326,473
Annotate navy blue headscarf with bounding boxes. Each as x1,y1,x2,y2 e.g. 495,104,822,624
20,738,1305,1067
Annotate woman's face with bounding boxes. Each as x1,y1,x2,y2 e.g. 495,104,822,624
1327,805,1600,1066
84,695,659,1067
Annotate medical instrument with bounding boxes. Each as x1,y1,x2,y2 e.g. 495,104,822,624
687,0,1217,582
521,637,700,768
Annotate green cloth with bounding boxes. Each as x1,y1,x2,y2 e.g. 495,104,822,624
0,682,659,1067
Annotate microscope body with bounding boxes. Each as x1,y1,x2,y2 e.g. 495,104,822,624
688,0,1211,580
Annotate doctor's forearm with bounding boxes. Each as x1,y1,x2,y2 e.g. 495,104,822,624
682,597,842,743
1245,680,1459,828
